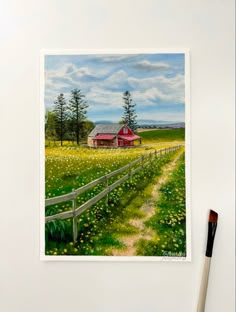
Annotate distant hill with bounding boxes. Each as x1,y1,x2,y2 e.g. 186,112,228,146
137,119,185,128
94,119,185,128
137,119,171,125
95,120,114,125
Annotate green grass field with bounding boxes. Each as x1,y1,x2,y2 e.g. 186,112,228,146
45,143,173,199
138,128,185,143
45,128,186,256
136,153,186,257
45,150,179,256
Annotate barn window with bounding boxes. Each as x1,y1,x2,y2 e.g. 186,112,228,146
123,127,128,134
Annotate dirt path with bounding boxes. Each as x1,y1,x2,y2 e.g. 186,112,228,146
111,149,183,256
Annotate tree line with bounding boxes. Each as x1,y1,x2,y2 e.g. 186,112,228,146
45,89,137,146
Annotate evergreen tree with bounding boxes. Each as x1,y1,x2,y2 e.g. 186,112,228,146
122,91,138,132
69,88,88,145
80,120,95,139
45,110,57,145
53,93,67,146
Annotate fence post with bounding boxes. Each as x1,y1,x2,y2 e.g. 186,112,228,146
105,176,109,205
72,191,78,243
128,163,132,179
141,155,144,169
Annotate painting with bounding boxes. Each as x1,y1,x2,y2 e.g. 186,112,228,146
40,50,190,260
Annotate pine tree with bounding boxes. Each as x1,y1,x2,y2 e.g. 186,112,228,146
122,91,138,132
45,110,57,145
53,93,67,146
69,88,88,145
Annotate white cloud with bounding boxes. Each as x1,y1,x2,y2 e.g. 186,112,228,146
128,74,183,89
45,63,110,107
45,63,108,91
134,60,170,70
133,88,173,104
45,77,70,92
128,74,184,104
70,65,108,81
45,59,185,113
46,63,106,80
92,54,135,63
96,69,129,90
105,70,127,84
86,87,123,109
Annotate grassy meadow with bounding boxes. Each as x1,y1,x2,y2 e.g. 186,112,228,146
139,128,185,143
136,153,186,257
45,128,186,256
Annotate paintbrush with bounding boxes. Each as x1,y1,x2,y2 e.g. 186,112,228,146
197,209,218,312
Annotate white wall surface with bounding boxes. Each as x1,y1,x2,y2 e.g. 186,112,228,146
0,1,234,311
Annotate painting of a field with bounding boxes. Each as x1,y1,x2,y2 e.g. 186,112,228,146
42,51,189,259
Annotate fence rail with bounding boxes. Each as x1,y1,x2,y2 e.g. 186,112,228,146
45,145,181,242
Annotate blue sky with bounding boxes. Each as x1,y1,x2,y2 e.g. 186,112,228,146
44,53,185,123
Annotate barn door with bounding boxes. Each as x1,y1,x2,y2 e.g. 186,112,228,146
118,140,123,146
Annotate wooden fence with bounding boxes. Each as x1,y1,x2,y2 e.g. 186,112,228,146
45,145,181,242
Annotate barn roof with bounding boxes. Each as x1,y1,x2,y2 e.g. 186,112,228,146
118,134,140,141
88,124,124,137
93,134,116,140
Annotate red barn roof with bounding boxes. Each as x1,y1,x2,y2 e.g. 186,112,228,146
93,134,115,140
118,134,140,141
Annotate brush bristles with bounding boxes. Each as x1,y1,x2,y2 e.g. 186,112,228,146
209,210,218,223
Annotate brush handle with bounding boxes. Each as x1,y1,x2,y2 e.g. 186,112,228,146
197,257,211,312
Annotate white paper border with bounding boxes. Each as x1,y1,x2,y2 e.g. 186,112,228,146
40,49,191,262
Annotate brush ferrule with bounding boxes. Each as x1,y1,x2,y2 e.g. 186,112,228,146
205,222,217,257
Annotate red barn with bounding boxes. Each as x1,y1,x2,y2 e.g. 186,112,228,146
88,124,141,148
